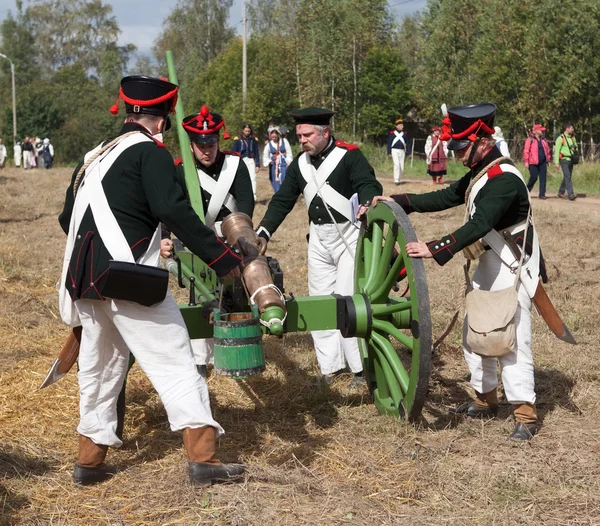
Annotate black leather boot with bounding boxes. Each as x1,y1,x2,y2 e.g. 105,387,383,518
188,462,245,487
450,401,499,418
510,422,539,441
183,427,245,486
73,436,113,486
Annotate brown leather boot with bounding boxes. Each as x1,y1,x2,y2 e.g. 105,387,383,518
183,427,245,486
510,403,539,440
73,435,112,485
450,388,499,418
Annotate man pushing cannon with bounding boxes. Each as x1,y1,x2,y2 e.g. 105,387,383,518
58,75,245,485
161,105,255,376
370,103,545,440
256,107,382,386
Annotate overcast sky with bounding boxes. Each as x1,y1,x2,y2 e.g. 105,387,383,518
0,0,427,56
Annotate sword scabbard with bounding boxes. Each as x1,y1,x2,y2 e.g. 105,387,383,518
501,230,576,344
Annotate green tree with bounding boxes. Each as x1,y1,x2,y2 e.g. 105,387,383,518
359,47,412,141
25,0,135,75
154,0,235,99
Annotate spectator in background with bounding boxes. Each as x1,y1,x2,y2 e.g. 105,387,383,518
231,124,260,199
492,126,510,157
14,140,22,167
554,122,578,201
0,138,6,169
387,118,411,185
42,138,54,169
35,137,45,168
22,136,34,169
262,127,292,192
523,124,551,200
425,125,448,184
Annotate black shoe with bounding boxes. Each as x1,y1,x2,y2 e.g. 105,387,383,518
568,194,577,201
450,401,499,419
73,464,113,486
539,196,546,200
394,182,401,186
189,462,245,486
348,374,367,389
509,422,539,441
196,364,208,378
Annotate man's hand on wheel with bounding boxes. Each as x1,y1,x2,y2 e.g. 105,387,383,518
406,241,433,259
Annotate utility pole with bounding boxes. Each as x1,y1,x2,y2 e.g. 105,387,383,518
242,0,247,118
0,53,17,144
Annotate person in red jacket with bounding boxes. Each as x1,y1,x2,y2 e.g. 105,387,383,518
523,124,551,200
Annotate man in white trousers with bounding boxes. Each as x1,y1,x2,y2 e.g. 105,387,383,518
256,107,382,387
371,103,543,440
386,118,411,185
58,76,245,486
161,106,254,377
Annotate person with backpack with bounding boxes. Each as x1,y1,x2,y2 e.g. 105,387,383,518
553,122,578,200
524,124,551,199
42,138,54,169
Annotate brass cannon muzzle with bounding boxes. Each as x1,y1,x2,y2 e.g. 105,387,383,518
221,212,286,334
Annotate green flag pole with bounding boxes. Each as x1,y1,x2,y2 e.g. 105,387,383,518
165,50,205,223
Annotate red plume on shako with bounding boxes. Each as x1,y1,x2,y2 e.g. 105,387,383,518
182,105,230,143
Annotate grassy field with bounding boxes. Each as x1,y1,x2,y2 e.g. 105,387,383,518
1,164,599,525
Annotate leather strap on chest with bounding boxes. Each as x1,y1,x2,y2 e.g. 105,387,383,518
198,155,240,227
298,148,353,221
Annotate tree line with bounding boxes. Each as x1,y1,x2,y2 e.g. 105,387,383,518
1,0,599,163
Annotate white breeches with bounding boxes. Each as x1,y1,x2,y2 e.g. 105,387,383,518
391,149,406,183
462,250,535,404
242,157,257,200
308,221,362,374
191,338,214,365
23,151,35,169
75,292,223,448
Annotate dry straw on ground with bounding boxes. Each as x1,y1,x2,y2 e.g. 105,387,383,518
1,166,599,525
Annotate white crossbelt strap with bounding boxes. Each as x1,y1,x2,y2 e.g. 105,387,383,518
391,130,406,148
197,155,239,228
468,163,541,298
299,148,354,222
58,133,159,325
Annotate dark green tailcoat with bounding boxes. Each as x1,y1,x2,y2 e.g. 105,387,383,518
259,138,382,236
58,123,241,301
174,150,254,222
392,147,542,270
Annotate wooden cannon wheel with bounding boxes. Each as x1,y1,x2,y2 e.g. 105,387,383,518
355,201,432,421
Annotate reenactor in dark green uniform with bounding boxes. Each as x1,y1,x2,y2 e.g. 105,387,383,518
58,76,245,485
163,105,254,375
256,107,382,386
371,103,542,440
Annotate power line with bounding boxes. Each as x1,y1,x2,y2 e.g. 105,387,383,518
389,0,419,8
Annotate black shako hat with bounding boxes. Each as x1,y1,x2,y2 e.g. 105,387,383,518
110,76,178,123
290,107,335,126
182,106,230,144
440,103,497,150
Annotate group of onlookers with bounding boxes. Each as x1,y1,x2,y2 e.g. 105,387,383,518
9,136,54,170
230,124,293,196
388,120,581,200
523,122,578,200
